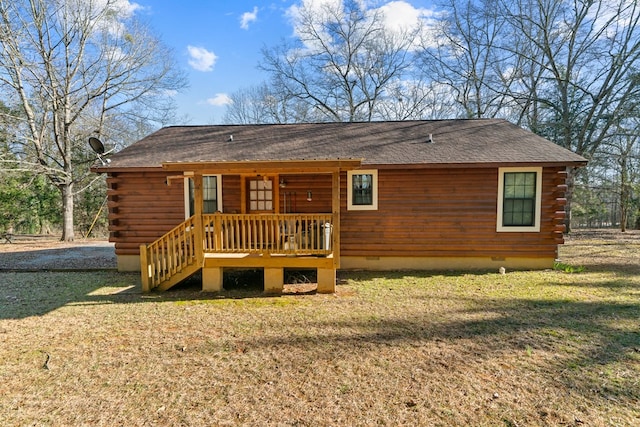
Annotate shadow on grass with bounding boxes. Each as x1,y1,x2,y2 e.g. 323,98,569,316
237,292,640,403
1,267,638,404
0,269,303,320
0,271,139,319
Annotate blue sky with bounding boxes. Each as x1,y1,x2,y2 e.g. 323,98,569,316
133,1,436,124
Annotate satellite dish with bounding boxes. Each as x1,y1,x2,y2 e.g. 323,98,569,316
89,136,105,155
88,136,113,165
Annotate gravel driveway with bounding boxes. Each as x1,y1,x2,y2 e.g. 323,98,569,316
0,239,116,271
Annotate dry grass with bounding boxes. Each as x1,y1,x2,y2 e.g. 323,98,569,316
0,230,639,426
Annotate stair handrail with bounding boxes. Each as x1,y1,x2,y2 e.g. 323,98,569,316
140,216,197,291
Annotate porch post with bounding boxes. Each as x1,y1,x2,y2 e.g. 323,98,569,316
331,170,340,269
193,174,204,265
318,170,340,293
140,244,150,292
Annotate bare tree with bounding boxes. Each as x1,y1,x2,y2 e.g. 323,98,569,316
224,85,272,124
503,0,640,230
0,0,186,241
416,0,640,231
223,82,319,124
596,120,640,231
259,0,424,122
421,0,515,119
376,79,459,120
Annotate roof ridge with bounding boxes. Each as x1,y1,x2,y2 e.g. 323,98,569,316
160,118,506,130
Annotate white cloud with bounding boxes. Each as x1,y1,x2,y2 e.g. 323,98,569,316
286,0,438,51
110,0,143,19
83,0,143,18
187,46,218,72
287,0,343,29
207,93,232,106
240,6,259,30
286,0,346,52
378,1,434,33
75,0,143,36
377,1,439,49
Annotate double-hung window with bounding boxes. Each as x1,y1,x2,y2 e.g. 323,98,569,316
184,175,222,218
347,170,378,211
497,167,542,232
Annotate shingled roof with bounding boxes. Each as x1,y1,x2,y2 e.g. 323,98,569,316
95,119,587,170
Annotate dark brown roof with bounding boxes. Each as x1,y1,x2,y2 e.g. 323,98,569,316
96,119,587,170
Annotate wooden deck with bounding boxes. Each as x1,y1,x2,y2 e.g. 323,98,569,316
140,213,337,293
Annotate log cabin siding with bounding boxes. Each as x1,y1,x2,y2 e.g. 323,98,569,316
107,170,184,256
339,166,567,260
278,174,333,214
106,165,568,262
221,175,241,213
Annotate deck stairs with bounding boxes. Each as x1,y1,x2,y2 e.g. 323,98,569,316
140,216,201,292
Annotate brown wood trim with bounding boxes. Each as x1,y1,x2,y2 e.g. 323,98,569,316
162,159,363,174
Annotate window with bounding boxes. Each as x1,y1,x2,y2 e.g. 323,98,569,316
497,167,542,232
184,175,222,218
347,170,378,211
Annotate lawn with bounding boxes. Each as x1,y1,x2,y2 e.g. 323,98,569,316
0,231,639,426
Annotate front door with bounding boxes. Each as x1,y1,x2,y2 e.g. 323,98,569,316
247,177,274,213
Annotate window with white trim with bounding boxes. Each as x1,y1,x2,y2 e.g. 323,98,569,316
497,167,542,232
347,170,378,211
184,175,222,218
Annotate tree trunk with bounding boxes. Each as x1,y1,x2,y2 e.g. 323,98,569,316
564,167,576,234
620,198,628,232
61,183,74,241
619,158,628,232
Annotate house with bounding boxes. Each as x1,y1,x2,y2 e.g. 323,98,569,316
91,119,587,293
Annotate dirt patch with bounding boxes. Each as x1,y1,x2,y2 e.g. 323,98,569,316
0,236,115,270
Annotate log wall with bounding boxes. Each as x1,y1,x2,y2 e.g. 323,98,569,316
107,170,184,256
106,166,569,261
340,166,567,259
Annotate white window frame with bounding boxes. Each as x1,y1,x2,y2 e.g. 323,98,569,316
496,167,542,232
184,174,223,218
347,169,378,211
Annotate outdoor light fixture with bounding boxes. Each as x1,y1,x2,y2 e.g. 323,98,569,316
307,190,312,201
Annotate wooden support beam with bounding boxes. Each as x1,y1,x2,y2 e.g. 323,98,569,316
332,171,341,269
164,174,191,186
140,244,150,292
193,174,204,265
162,159,362,174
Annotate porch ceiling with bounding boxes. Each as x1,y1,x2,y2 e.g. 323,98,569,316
161,159,363,174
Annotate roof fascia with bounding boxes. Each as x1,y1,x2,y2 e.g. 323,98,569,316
370,161,588,169
161,159,363,174
90,166,164,173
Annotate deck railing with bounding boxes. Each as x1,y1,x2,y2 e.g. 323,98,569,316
140,216,197,291
141,213,334,291
203,213,333,255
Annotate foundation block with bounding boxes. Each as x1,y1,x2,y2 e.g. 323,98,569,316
317,268,336,293
264,267,284,294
